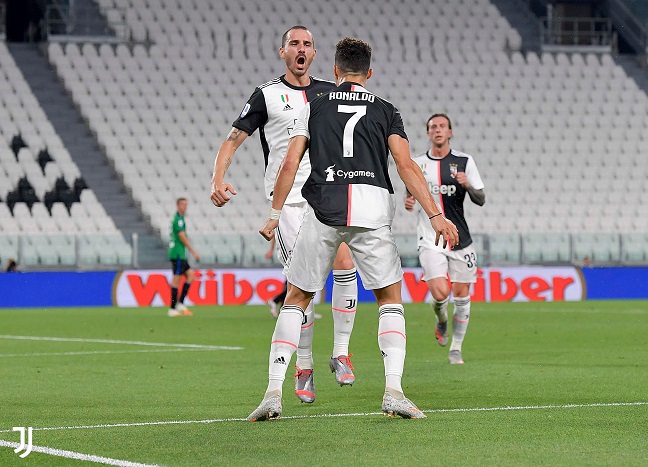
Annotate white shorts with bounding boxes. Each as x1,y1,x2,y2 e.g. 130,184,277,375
286,206,403,292
274,201,308,266
420,244,478,284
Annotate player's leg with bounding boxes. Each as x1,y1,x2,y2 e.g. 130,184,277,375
447,245,478,364
248,283,313,421
348,226,425,419
267,280,287,318
176,264,194,316
275,203,323,402
286,206,340,403
293,299,316,401
168,260,183,317
420,248,451,346
330,242,358,386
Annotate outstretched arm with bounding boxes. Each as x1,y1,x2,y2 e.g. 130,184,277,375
389,134,459,248
210,127,249,207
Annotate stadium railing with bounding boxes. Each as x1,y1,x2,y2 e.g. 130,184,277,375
2,232,647,270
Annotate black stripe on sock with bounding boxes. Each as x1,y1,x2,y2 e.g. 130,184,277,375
280,305,304,314
379,306,404,317
333,270,357,283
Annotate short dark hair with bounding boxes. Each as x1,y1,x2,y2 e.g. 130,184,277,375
176,197,187,204
281,25,313,48
334,37,371,75
426,113,452,130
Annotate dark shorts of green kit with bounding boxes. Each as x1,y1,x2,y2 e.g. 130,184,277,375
170,259,191,276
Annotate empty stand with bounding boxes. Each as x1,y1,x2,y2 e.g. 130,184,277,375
1,0,648,267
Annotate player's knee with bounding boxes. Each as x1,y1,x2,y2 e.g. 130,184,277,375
332,243,354,270
332,257,354,270
428,279,450,301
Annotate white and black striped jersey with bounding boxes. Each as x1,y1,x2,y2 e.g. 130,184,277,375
292,82,407,228
412,149,484,251
232,75,335,205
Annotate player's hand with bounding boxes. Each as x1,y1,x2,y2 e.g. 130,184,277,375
455,172,469,189
404,195,416,211
210,183,238,207
193,253,201,262
430,215,459,249
259,219,279,241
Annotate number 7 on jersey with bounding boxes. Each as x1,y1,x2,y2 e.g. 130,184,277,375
339,105,367,158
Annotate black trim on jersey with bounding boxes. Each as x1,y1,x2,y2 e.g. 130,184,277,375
258,77,282,89
425,149,474,250
232,75,335,173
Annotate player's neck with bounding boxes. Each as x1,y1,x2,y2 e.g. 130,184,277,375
284,72,311,87
430,144,450,158
338,75,367,87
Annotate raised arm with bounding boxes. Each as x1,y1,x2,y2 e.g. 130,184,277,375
210,127,249,207
388,134,459,248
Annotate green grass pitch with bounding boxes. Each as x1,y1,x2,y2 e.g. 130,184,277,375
1,300,647,466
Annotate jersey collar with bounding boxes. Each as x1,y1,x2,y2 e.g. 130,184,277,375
426,149,452,160
280,75,314,90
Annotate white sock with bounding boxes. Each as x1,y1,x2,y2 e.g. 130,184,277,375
266,305,303,395
432,295,449,323
295,301,315,370
331,268,358,357
378,304,406,394
450,296,471,352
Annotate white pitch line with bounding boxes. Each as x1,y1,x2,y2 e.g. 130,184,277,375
0,348,219,358
0,335,242,351
0,439,160,467
1,401,645,434
525,308,647,315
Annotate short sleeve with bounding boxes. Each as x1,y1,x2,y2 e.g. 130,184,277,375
465,156,485,190
232,87,268,136
389,107,408,140
174,217,186,233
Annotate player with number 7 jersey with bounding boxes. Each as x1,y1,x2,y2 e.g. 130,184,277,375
299,83,400,228
252,37,459,421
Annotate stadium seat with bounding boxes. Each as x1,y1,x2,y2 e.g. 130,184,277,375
2,0,647,268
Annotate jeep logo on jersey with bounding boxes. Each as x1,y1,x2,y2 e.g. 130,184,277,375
325,165,336,181
428,183,457,195
239,103,250,118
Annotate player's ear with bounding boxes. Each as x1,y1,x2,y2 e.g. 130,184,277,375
333,65,340,84
279,47,285,59
366,68,373,80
